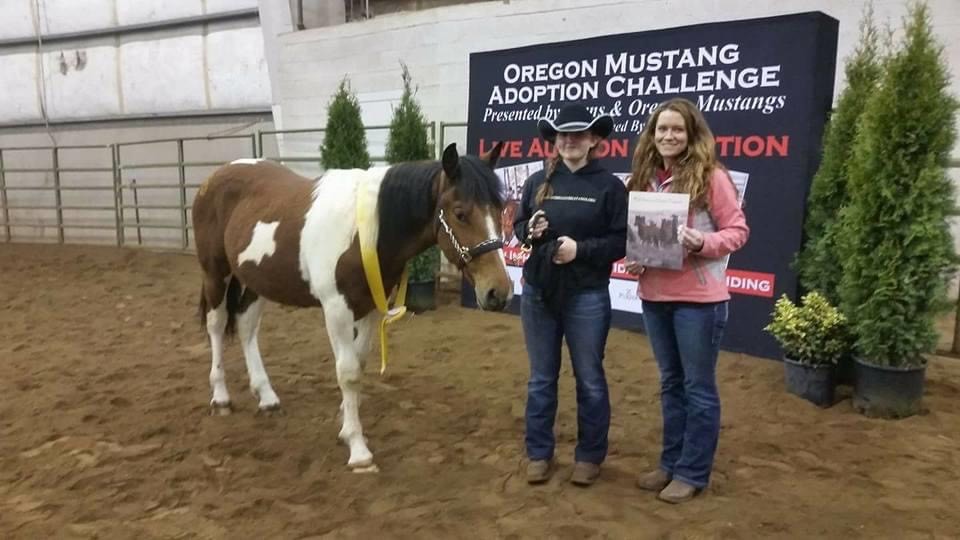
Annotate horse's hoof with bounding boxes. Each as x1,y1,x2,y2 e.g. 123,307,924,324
347,454,375,469
209,402,233,416
256,404,283,416
351,463,379,474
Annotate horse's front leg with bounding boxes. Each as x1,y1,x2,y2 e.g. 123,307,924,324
323,296,376,471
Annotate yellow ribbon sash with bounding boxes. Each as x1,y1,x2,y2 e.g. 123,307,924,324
356,174,410,374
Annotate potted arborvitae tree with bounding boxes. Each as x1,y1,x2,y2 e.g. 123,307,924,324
405,239,441,313
795,6,883,385
385,62,438,312
837,1,958,418
320,76,372,170
765,292,853,407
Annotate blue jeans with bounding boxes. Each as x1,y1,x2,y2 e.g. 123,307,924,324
521,283,612,464
641,300,728,488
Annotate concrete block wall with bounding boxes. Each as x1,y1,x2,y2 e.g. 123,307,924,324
271,0,959,148
264,0,960,286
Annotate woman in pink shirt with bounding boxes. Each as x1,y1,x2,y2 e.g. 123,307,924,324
625,98,749,503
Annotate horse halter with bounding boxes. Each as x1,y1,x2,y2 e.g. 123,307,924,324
436,209,503,268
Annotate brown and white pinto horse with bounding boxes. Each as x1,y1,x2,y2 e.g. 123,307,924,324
191,143,512,470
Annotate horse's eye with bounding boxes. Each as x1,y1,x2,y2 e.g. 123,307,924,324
454,210,468,222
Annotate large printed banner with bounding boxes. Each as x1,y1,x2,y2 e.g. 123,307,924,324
462,12,839,359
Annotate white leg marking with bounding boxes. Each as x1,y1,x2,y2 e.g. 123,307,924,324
236,297,281,411
238,221,280,266
207,301,231,411
296,168,389,468
325,295,374,469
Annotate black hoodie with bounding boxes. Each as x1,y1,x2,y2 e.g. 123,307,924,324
513,159,627,301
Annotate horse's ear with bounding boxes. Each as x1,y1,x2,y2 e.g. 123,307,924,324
442,143,460,181
481,141,504,169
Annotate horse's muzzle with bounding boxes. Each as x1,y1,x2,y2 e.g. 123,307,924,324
479,286,511,312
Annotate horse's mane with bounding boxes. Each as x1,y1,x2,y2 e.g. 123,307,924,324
457,155,505,210
376,156,504,252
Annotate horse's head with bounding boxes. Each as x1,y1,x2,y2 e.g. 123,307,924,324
435,142,513,311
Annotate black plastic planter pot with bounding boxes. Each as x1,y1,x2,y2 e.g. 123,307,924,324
853,358,926,419
783,357,836,407
835,355,855,386
406,281,437,313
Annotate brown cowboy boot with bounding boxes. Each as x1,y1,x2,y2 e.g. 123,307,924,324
658,479,699,503
570,462,601,486
526,459,554,484
636,469,671,491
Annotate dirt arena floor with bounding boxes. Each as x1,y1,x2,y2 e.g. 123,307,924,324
1,243,959,539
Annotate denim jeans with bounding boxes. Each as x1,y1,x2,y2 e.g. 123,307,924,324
521,283,612,464
641,300,728,488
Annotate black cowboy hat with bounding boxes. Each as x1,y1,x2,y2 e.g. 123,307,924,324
537,103,614,143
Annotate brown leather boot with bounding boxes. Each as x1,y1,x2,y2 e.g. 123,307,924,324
570,462,601,486
526,459,554,484
658,479,699,503
636,469,671,491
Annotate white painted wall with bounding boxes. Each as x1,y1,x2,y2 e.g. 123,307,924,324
208,26,273,110
0,0,272,247
0,0,270,124
121,34,208,114
0,52,42,121
0,0,259,38
32,0,115,35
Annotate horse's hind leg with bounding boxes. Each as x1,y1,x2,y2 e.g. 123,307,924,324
354,310,379,373
324,296,375,470
203,275,232,415
235,292,282,413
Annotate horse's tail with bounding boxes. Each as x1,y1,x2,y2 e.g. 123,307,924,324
198,275,243,338
223,276,243,337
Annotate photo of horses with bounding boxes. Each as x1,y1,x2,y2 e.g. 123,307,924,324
729,169,749,208
626,191,690,270
495,160,544,247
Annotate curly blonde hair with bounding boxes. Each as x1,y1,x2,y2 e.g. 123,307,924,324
627,98,719,209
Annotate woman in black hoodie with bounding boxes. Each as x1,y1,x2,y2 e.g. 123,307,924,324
513,103,627,487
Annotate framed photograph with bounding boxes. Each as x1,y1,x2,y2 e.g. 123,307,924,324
626,191,690,270
728,169,749,207
495,160,544,248
719,169,750,270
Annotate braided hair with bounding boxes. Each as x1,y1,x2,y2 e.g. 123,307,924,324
534,146,599,206
534,155,561,206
